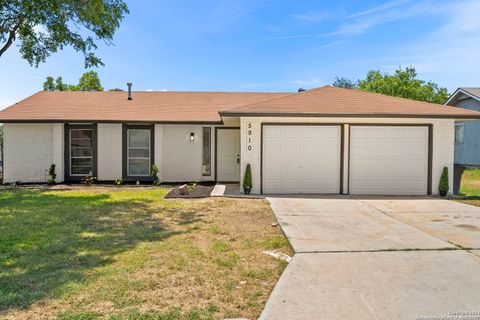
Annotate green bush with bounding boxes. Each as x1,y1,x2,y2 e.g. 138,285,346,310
150,164,160,185
47,164,56,185
438,166,449,196
243,163,252,188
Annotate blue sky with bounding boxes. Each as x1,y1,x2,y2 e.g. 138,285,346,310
1,0,480,109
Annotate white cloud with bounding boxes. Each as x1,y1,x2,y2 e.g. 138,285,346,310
334,0,480,90
349,0,415,18
291,10,330,23
264,0,434,40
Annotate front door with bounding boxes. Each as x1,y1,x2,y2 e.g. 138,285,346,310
217,128,240,182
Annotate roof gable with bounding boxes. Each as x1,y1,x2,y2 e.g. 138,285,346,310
445,87,480,106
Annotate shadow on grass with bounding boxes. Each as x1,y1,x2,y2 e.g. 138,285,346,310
0,189,188,312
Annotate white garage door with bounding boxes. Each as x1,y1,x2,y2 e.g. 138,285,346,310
349,126,429,195
263,125,341,194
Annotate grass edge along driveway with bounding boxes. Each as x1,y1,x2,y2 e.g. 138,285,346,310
0,188,292,320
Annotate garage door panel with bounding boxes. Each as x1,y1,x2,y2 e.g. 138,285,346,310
350,126,428,196
263,125,341,194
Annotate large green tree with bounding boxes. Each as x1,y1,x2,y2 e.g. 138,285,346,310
0,0,129,67
43,71,104,91
333,67,449,104
72,71,104,91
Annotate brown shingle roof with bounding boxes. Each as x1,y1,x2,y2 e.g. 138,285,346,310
0,91,291,123
221,86,480,119
1,86,480,122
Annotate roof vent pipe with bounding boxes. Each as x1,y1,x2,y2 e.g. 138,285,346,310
298,87,307,92
127,83,133,100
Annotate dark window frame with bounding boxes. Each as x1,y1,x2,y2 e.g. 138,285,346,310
202,127,212,176
64,124,98,181
122,124,155,181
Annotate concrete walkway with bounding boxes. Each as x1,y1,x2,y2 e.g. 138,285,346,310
260,197,480,320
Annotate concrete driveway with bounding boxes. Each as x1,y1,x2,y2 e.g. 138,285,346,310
261,197,480,320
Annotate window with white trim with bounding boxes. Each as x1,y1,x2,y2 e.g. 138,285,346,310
127,129,151,176
455,123,464,144
70,128,94,175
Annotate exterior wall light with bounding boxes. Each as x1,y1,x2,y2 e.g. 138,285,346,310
190,132,195,142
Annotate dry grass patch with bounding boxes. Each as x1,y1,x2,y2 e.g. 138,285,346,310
0,189,291,320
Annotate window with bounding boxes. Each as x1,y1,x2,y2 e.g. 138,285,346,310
202,127,211,176
455,123,464,144
70,128,94,176
127,129,151,176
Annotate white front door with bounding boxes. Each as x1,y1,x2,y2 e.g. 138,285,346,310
217,128,240,182
262,125,342,194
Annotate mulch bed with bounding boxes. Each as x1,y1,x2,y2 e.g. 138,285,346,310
165,183,215,199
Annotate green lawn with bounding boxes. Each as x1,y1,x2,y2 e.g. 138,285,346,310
455,169,480,207
0,187,291,320
460,169,480,197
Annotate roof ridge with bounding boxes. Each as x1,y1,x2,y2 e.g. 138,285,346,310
38,90,293,94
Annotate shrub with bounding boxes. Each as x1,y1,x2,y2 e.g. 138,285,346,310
243,164,252,188
47,164,56,185
12,180,22,187
187,182,197,192
82,174,96,186
438,167,449,196
150,164,160,185
114,178,123,186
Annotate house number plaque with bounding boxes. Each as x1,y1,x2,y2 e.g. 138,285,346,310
247,123,253,152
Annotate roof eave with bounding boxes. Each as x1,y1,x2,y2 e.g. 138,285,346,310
0,119,224,124
219,112,480,119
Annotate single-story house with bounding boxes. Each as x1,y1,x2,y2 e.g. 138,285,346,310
445,87,480,167
1,85,480,196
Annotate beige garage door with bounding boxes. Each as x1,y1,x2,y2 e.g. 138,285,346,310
349,126,429,195
262,125,341,194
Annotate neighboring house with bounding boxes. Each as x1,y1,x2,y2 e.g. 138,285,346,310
1,86,480,196
445,87,480,167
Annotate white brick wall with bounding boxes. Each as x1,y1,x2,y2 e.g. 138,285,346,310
4,123,64,183
240,117,455,195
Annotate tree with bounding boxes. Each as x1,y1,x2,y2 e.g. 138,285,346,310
333,67,449,104
43,76,70,91
0,0,129,68
71,71,104,91
43,71,103,91
333,77,356,89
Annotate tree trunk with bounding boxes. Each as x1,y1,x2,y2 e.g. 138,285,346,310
0,25,19,58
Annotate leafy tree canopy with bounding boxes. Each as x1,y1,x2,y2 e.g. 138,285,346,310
0,0,129,68
333,77,355,89
333,67,449,104
43,71,104,91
